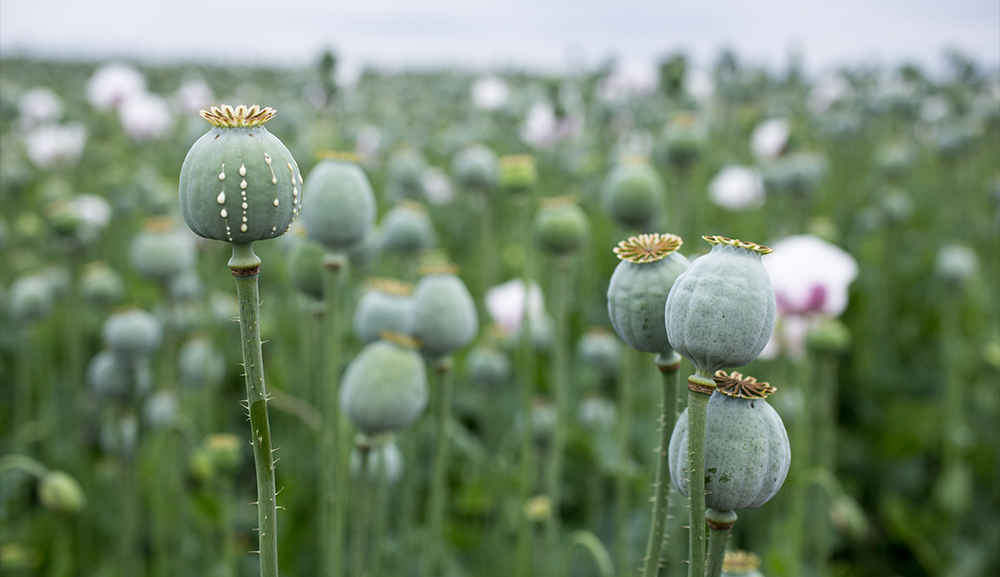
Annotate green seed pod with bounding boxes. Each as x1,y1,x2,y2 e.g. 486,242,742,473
350,439,404,485
286,236,327,299
380,201,438,254
143,390,179,428
665,236,775,374
607,234,689,354
575,328,622,378
7,274,55,323
80,262,125,307
934,243,978,287
340,334,428,434
806,318,851,354
576,393,618,432
452,143,499,192
668,371,790,511
721,551,765,577
102,308,162,360
499,154,537,193
178,336,226,390
655,112,708,171
128,218,197,282
87,350,129,398
204,433,243,474
600,158,666,231
410,265,478,358
301,156,376,251
465,345,511,387
38,470,86,514
386,146,427,201
534,196,589,255
178,105,303,243
352,278,414,344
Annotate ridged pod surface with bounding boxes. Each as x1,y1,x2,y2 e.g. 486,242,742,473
665,236,775,374
668,371,790,511
410,267,478,358
301,158,376,251
339,337,428,434
178,105,303,244
607,233,689,354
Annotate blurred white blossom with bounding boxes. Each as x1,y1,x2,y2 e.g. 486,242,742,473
23,123,87,169
520,101,581,149
684,68,715,101
176,78,214,114
67,194,112,242
471,75,509,110
760,235,858,359
597,61,657,102
355,124,382,163
119,92,172,140
486,279,544,336
420,167,454,205
18,87,63,129
87,63,146,111
751,118,790,161
707,165,765,211
809,75,852,114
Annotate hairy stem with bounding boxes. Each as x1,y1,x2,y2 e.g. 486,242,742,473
229,243,279,577
321,252,347,577
705,509,737,577
686,373,715,577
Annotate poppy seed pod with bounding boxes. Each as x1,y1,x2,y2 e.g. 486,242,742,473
499,154,537,193
352,278,414,344
380,201,438,254
665,236,775,374
178,336,226,390
8,274,55,323
607,233,689,354
721,551,764,577
178,105,303,243
340,334,428,434
128,219,197,282
465,345,512,387
575,328,622,378
534,196,589,255
102,308,162,360
386,147,427,201
600,159,666,231
80,262,125,307
301,157,376,251
287,237,327,299
410,265,478,358
668,371,790,511
452,143,499,192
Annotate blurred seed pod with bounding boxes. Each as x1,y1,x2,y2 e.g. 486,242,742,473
655,112,708,171
168,268,204,302
721,550,764,577
877,186,915,225
875,139,917,180
829,494,869,543
340,335,428,434
452,143,499,192
465,344,511,387
178,336,226,390
385,146,427,201
499,154,537,193
301,157,377,251
80,262,125,308
286,237,327,300
410,266,478,358
38,470,86,515
7,274,55,323
380,201,437,254
352,278,413,345
530,398,557,445
142,390,178,429
575,328,622,379
99,412,139,458
129,219,197,282
934,243,978,287
350,439,404,485
600,158,665,231
102,308,162,360
87,350,130,399
576,394,618,432
806,318,852,354
534,196,589,255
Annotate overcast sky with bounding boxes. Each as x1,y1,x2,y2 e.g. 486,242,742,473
1,0,997,76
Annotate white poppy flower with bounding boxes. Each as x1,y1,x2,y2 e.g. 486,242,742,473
486,279,544,336
119,92,172,140
19,88,63,128
764,235,858,317
87,63,146,111
23,123,87,169
751,118,790,161
707,165,765,211
471,76,509,111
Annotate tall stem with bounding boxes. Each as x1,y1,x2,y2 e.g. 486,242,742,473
685,373,715,577
704,509,737,577
616,348,639,574
353,440,372,577
515,193,537,577
545,257,572,574
422,357,454,577
229,242,279,577
640,352,682,577
322,252,347,577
